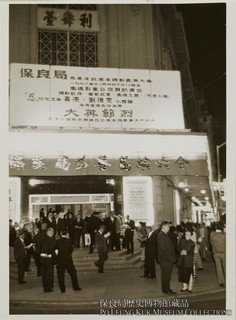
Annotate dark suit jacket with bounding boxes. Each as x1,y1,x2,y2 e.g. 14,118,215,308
52,218,66,234
157,231,176,264
95,232,108,254
106,217,117,233
145,230,159,259
55,237,74,265
88,216,103,233
14,238,27,262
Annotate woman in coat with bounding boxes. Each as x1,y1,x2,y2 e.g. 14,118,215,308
178,230,195,292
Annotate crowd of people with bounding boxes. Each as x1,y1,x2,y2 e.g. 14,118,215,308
9,208,226,295
137,219,226,293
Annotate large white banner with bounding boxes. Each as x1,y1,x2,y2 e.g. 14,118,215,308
10,64,184,130
123,177,154,226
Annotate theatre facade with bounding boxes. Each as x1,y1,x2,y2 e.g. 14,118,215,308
8,4,216,226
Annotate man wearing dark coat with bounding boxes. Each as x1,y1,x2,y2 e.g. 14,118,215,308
94,225,108,273
143,228,159,278
105,211,117,251
40,228,56,292
124,215,135,254
55,230,81,293
9,219,17,263
157,221,176,294
14,229,29,284
87,212,103,253
23,223,34,272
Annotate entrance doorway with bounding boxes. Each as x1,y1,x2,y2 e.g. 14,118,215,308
29,193,114,221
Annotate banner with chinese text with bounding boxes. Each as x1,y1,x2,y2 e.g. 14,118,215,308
10,64,185,130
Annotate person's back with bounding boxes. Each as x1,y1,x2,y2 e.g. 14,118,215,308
55,237,73,264
210,231,226,254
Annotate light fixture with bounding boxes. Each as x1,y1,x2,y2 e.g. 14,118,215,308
204,196,209,201
106,179,115,185
200,189,206,194
178,181,185,188
29,179,39,187
184,187,189,192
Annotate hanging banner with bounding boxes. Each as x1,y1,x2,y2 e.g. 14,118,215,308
123,176,154,226
10,63,184,131
37,8,99,32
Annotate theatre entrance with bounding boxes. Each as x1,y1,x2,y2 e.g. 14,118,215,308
29,193,114,221
22,175,122,221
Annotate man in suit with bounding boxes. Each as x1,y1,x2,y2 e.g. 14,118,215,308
14,229,31,284
143,227,159,278
95,225,108,273
41,228,56,292
87,212,103,253
125,215,135,254
9,219,17,263
210,222,226,287
23,223,34,272
157,221,176,294
55,230,81,293
106,211,117,251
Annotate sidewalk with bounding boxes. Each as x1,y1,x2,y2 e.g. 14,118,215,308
10,252,225,313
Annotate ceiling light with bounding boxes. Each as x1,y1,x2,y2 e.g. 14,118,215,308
184,187,189,192
204,196,209,201
29,179,39,187
178,181,185,188
200,189,206,194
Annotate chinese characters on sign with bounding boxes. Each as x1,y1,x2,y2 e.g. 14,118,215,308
38,8,99,32
10,64,184,130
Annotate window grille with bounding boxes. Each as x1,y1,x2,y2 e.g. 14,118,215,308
38,30,98,67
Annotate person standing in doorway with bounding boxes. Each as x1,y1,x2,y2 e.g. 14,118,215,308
94,225,108,273
55,230,81,293
157,221,176,294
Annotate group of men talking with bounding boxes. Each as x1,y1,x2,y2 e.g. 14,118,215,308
12,214,183,295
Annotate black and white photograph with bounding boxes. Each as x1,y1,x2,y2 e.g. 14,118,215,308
0,0,235,318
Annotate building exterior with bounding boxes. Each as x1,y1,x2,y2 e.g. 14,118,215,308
9,3,216,226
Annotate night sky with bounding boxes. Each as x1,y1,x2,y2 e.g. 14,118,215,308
177,3,226,177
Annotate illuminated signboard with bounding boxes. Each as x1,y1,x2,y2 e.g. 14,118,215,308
37,8,99,32
10,64,184,130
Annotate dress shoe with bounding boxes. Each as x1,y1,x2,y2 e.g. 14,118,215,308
149,276,156,279
18,281,26,284
168,290,177,294
140,275,148,278
74,287,82,291
188,290,192,293
98,270,104,273
181,288,188,292
197,268,203,271
219,283,225,287
61,291,66,293
44,289,54,293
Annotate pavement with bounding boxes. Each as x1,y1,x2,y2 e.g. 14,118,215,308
10,250,226,314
